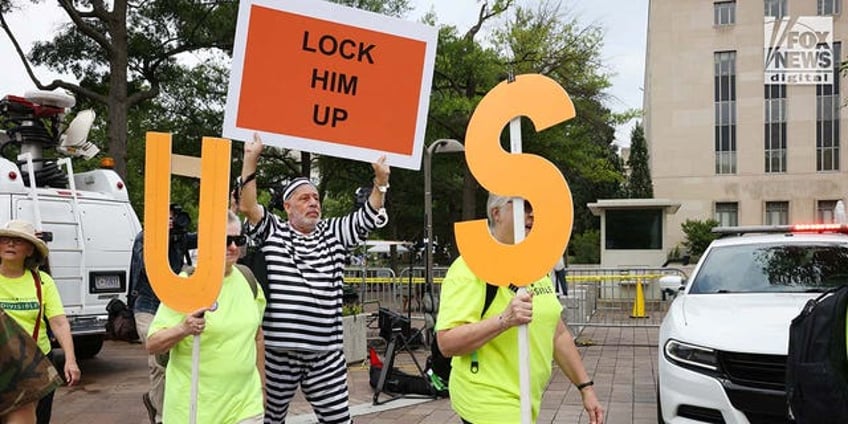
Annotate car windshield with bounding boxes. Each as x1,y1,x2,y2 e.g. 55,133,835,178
689,242,848,294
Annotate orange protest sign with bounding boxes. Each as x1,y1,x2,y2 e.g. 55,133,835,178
224,0,438,170
144,133,231,313
455,75,575,287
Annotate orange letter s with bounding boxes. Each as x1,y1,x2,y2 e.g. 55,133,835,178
455,74,574,287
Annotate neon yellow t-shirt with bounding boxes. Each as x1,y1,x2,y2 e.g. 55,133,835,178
0,269,65,354
149,267,266,424
435,257,562,423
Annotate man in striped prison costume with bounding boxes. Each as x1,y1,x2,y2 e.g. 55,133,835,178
239,134,390,424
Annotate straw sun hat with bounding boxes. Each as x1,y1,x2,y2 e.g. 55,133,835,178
0,220,49,258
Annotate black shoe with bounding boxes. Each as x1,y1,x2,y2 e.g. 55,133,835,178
142,393,157,424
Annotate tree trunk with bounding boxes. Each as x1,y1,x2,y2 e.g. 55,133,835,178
108,2,130,181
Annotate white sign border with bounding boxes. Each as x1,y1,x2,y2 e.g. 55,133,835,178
223,0,438,170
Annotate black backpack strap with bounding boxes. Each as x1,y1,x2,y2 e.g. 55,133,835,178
482,283,518,317
481,283,498,318
471,283,519,373
235,264,259,299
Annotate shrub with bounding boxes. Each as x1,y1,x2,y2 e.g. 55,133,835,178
681,219,720,258
570,229,600,264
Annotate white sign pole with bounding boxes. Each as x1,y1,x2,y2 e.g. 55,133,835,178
17,152,43,231
189,335,201,424
509,114,532,424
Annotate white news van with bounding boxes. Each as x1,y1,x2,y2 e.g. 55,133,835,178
0,91,141,358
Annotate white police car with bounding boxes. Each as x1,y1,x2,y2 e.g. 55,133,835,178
657,224,848,424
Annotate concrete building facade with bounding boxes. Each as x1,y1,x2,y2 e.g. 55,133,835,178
645,0,848,251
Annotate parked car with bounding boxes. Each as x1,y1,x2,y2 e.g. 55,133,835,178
657,224,848,424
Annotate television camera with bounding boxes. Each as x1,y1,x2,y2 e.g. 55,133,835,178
169,203,191,234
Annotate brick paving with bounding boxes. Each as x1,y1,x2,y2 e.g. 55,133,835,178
49,324,660,423
291,325,660,424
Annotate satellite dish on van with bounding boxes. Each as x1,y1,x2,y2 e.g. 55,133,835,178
24,90,75,109
58,109,100,159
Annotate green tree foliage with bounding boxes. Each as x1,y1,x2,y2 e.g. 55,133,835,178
626,122,653,198
492,1,627,234
569,229,600,264
681,219,720,259
331,0,411,17
0,0,238,181
428,2,625,254
320,1,626,254
72,61,239,221
3,0,626,256
319,1,511,248
1,0,408,222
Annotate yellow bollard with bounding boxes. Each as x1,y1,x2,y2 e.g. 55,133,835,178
630,278,649,319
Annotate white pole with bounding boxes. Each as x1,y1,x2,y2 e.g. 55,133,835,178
509,115,532,424
189,334,201,424
17,152,42,230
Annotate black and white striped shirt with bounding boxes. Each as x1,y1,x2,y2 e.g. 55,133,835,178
246,202,387,351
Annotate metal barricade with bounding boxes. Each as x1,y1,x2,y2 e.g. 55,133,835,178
344,265,687,333
343,266,450,312
343,267,397,306
394,266,448,312
562,267,689,332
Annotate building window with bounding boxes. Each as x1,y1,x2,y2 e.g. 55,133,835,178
764,84,787,173
818,0,841,15
715,202,739,227
715,51,737,174
715,2,736,25
765,201,789,225
817,42,840,172
765,0,787,18
817,200,839,223
605,209,663,250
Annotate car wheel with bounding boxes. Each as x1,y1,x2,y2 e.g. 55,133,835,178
656,380,665,424
74,334,104,359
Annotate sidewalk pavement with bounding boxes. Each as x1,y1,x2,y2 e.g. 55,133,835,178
289,325,660,424
49,323,658,423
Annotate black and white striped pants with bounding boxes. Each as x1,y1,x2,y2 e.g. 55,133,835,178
264,349,351,424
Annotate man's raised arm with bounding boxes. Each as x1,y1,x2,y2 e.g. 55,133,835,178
368,155,390,210
239,133,264,225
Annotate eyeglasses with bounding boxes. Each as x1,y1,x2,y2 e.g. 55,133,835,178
226,235,247,247
0,236,27,246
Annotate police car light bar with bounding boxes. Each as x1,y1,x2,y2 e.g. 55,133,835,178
791,224,848,233
713,224,848,236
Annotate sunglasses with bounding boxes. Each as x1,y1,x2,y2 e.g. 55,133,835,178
0,236,27,246
226,235,247,247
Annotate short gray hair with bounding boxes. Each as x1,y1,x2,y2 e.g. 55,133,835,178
485,193,532,229
227,210,241,229
486,193,511,224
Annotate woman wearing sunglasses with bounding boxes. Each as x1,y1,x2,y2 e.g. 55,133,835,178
146,211,267,424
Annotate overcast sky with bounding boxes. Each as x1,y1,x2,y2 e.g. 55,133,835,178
0,0,648,146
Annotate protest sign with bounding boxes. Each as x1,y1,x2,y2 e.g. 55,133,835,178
224,0,438,170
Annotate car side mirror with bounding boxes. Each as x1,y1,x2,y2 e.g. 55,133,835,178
659,275,685,300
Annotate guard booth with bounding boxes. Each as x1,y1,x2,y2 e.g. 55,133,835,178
579,199,683,320
587,198,681,268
